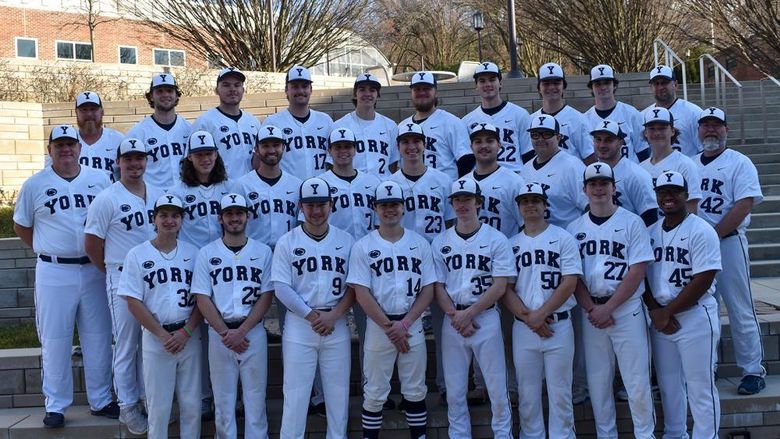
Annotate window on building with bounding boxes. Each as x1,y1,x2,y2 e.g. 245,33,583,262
56,41,92,61
153,48,185,67
119,46,137,64
15,37,38,59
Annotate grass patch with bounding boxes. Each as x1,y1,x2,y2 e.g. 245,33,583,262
0,206,14,238
0,323,81,349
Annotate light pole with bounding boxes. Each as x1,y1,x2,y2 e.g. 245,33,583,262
267,0,277,72
472,11,485,62
507,0,521,78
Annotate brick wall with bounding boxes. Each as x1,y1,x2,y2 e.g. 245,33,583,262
0,239,35,328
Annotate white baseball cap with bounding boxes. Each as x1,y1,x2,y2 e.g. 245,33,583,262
473,62,502,80
257,125,285,143
154,194,184,212
698,107,727,125
286,65,313,83
118,137,147,156
354,72,382,89
329,128,356,147
220,193,248,210
410,71,436,88
150,72,177,89
300,177,332,203
397,122,425,141
188,130,217,154
589,119,626,138
654,170,687,191
48,124,79,143
527,115,560,133
643,107,674,126
649,65,675,82
588,64,617,87
217,67,246,83
538,62,565,81
469,122,500,141
76,91,102,108
584,162,615,182
516,182,548,202
450,178,481,198
375,181,405,204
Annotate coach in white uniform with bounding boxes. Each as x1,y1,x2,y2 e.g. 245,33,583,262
119,194,202,439
263,65,334,180
349,181,435,439
504,182,582,439
70,91,124,181
462,62,533,168
400,72,473,179
14,125,115,428
567,163,655,439
695,107,766,395
127,73,192,188
273,177,355,438
192,67,260,178
644,171,722,438
192,193,275,439
85,137,164,434
334,72,399,178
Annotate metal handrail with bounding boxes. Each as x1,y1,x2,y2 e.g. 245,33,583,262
759,77,780,140
764,75,780,87
653,38,688,101
699,54,744,146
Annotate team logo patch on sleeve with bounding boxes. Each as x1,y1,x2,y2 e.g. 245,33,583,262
369,250,381,258
121,204,131,212
148,138,158,146
185,195,196,203
220,126,229,133
143,261,155,269
283,128,294,135
294,248,306,256
441,246,451,254
210,257,222,265
330,186,338,194
248,192,259,200
45,188,57,197
575,232,587,240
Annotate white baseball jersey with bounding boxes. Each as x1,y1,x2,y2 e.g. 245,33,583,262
640,151,703,202
647,214,721,306
13,165,110,256
127,115,192,188
333,111,400,178
520,151,588,228
117,239,199,324
610,158,657,217
566,208,654,299
272,226,353,309
262,109,334,180
400,109,472,180
170,180,235,248
462,101,533,169
389,168,455,243
465,166,525,237
432,225,516,307
84,182,164,266
191,238,274,322
348,229,436,315
530,106,593,161
695,148,763,234
191,108,260,178
233,170,301,248
509,224,583,312
58,127,124,182
317,170,380,239
584,102,647,162
642,99,703,157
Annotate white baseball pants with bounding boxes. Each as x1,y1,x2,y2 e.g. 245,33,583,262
107,266,144,409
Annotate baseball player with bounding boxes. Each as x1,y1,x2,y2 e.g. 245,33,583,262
272,177,355,438
60,91,124,181
191,193,275,438
567,162,655,439
639,107,702,214
191,67,260,178
333,72,399,178
263,65,334,180
462,62,533,169
127,73,192,188
503,182,582,439
400,72,474,179
530,62,594,164
591,119,657,226
348,180,435,439
431,178,515,439
13,125,115,428
642,65,703,157
694,107,766,394
644,171,722,438
85,138,165,435
388,122,454,404
584,64,649,163
118,194,202,439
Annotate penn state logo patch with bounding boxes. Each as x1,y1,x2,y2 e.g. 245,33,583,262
121,204,131,212
369,250,381,259
220,126,229,133
210,257,222,265
512,246,520,254
185,195,196,203
147,138,158,146
294,248,306,256
329,186,338,194
247,191,259,200
143,261,155,269
441,246,451,255
283,128,293,135
575,232,586,241
45,188,57,197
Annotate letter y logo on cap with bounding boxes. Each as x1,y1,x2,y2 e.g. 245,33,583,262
385,185,393,196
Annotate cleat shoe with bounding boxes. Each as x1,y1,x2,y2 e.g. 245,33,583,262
308,402,326,418
90,401,120,419
738,375,765,395
120,404,148,435
467,388,488,406
201,397,215,421
43,412,64,428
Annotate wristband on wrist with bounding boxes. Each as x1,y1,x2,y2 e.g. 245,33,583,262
183,326,193,336
179,328,190,337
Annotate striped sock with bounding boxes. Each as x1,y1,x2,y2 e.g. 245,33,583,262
361,408,382,439
403,398,427,438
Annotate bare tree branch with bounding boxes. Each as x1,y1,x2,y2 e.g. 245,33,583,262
62,0,124,61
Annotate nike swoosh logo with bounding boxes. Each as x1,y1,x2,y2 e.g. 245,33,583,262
549,240,558,244
504,119,512,123
632,311,640,316
680,237,688,241
184,258,191,262
88,184,96,188
560,124,569,127
617,122,625,125
430,186,439,190
317,126,324,130
286,191,294,194
492,186,501,189
379,131,386,135
221,192,228,195
105,148,113,151
717,167,727,171
429,126,438,129
547,174,555,177
336,246,343,250
480,245,488,249
364,186,372,189
614,180,622,184
410,247,418,250
614,229,623,232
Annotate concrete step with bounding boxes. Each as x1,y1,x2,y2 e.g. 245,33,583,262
759,174,780,185
747,227,780,244
760,185,780,196
750,153,780,164
749,243,780,261
748,212,779,228
752,196,780,214
752,260,780,277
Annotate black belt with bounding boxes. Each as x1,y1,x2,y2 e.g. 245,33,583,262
722,230,738,239
515,310,569,323
590,296,611,305
224,319,246,329
455,303,495,311
162,321,186,332
39,255,91,265
386,313,407,321
314,307,332,312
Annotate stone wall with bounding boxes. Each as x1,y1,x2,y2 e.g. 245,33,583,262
0,102,45,198
0,238,36,327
